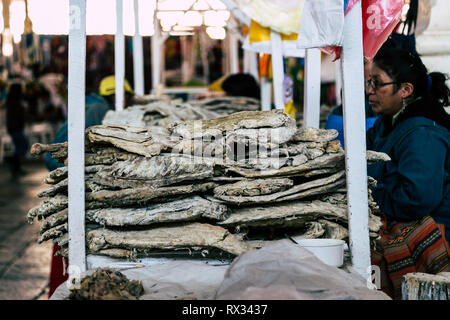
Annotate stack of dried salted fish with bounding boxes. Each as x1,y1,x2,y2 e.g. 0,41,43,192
28,110,388,262
187,96,260,116
131,94,173,105
102,100,221,132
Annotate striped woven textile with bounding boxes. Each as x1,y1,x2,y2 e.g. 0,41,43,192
371,215,450,299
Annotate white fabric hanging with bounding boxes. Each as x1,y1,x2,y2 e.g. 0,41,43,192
297,0,345,49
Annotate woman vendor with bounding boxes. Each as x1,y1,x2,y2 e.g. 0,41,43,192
366,47,450,299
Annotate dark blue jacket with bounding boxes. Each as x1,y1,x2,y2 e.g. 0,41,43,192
367,113,450,240
325,94,378,149
45,94,113,171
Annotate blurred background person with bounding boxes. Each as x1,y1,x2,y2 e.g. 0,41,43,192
5,82,29,179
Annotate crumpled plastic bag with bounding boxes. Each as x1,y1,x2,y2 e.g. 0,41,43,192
215,240,391,300
236,0,306,35
297,0,345,49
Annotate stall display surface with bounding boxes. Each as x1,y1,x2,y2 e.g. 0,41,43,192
50,240,391,300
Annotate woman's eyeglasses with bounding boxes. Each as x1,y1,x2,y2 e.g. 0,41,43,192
365,79,397,90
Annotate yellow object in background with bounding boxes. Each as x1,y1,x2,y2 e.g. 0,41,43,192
259,53,272,80
99,75,134,96
249,20,298,43
284,100,297,119
208,75,227,92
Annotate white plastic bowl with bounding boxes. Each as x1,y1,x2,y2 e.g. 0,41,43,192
293,238,345,267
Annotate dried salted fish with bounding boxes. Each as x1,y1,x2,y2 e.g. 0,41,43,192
219,198,382,234
172,139,221,158
214,178,293,198
92,155,215,189
92,249,137,260
226,126,297,145
27,195,68,223
44,165,106,185
45,166,68,184
85,151,139,166
169,110,296,142
85,196,228,227
54,233,68,247
218,200,350,229
292,221,325,239
39,173,108,197
300,167,343,178
187,96,260,116
284,143,307,157
103,101,221,129
86,222,252,257
225,153,345,178
55,245,68,257
318,193,347,205
68,268,144,300
325,140,343,154
318,219,349,240
38,223,67,243
291,127,339,143
214,171,346,205
86,125,179,157
85,182,218,208
366,150,391,163
40,208,68,233
30,142,68,159
274,178,346,203
62,152,139,167
367,176,377,188
103,105,156,128
39,178,69,198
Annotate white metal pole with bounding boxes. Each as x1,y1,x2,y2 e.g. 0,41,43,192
341,1,371,279
243,50,250,74
115,0,125,111
244,50,259,81
270,29,284,110
229,31,239,74
133,0,144,96
151,9,161,93
68,0,86,276
303,48,321,128
260,76,271,111
335,58,343,106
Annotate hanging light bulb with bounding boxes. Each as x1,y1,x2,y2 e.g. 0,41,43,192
2,28,14,56
206,26,225,40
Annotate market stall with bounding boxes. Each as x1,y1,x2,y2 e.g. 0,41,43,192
28,0,406,299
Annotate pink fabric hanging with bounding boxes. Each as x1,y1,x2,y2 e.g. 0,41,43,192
322,0,403,60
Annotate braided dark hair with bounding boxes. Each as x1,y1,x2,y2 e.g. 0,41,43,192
373,48,450,129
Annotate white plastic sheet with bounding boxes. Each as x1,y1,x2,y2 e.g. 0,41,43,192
297,0,345,49
50,261,229,300
216,240,391,300
236,0,306,35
